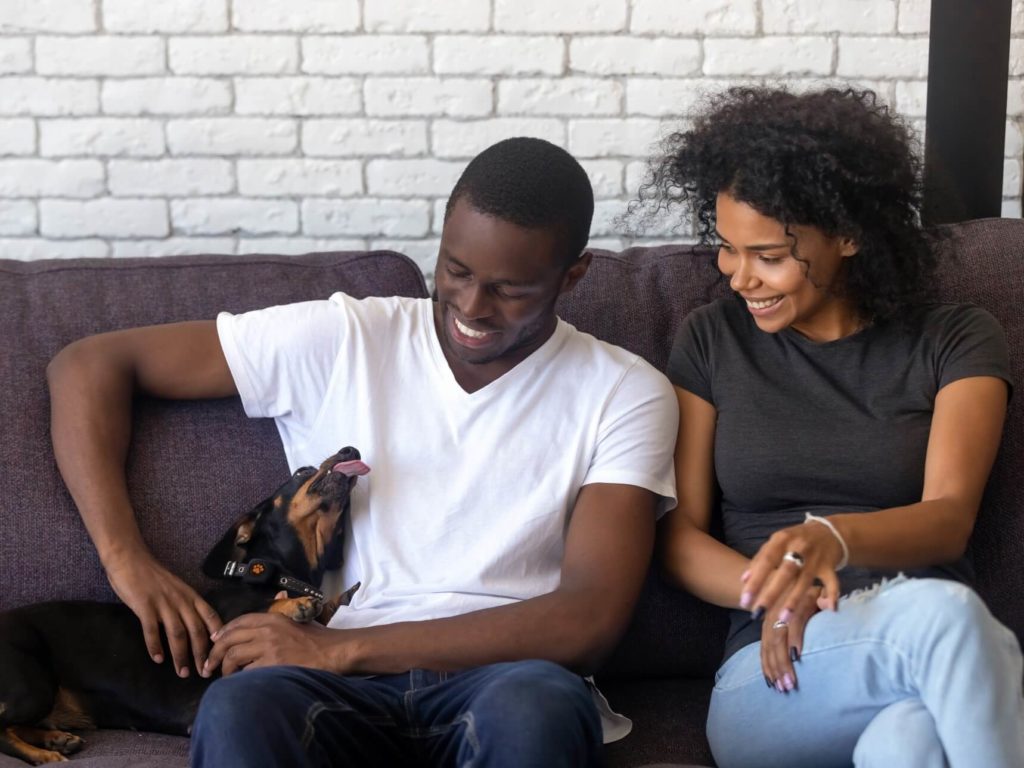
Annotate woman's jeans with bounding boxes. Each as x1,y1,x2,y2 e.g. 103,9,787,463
189,658,602,768
707,577,1024,768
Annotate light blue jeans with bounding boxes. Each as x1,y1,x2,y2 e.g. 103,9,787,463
707,577,1024,768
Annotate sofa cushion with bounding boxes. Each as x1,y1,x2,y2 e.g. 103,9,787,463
0,251,428,611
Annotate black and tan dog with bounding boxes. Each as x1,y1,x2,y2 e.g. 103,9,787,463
0,446,369,765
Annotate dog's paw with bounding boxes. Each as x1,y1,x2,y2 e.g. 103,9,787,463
268,596,321,623
30,753,68,765
41,731,83,756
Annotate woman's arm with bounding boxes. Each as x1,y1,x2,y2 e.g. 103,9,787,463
745,375,1010,619
659,386,750,609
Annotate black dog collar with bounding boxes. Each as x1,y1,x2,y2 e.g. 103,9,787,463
222,559,325,602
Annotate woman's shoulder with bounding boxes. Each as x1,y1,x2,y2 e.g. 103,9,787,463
905,302,1006,342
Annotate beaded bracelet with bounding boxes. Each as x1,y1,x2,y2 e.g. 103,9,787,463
804,513,849,571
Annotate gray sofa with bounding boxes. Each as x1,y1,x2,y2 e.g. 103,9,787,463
1,217,1021,767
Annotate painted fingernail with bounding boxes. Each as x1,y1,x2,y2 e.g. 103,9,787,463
739,591,752,609
179,666,189,678
783,673,795,691
779,608,793,623
790,647,800,663
751,606,764,621
740,569,751,583
775,680,785,693
152,653,163,663
765,675,773,689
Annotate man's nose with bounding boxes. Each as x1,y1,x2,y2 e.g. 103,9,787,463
459,283,492,319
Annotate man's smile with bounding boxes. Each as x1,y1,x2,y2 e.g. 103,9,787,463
450,313,499,348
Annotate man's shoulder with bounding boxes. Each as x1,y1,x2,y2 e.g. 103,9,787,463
558,320,673,394
327,292,428,316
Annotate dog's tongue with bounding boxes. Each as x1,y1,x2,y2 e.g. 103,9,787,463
333,460,370,477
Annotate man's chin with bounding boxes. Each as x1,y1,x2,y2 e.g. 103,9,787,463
448,339,504,365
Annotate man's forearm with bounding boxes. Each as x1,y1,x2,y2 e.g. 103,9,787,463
333,587,629,678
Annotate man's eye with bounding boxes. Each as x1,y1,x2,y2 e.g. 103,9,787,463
446,267,470,279
495,288,527,300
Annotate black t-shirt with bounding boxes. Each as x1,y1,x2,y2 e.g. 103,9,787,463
667,296,1013,660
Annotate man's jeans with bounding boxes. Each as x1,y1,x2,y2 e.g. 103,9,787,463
707,577,1024,768
190,658,602,767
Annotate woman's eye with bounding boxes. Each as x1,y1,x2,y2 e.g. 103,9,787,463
758,255,782,264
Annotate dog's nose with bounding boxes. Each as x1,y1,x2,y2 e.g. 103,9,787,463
338,446,360,460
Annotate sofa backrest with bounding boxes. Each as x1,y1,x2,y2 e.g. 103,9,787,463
562,218,1024,680
1,218,1020,684
0,251,428,611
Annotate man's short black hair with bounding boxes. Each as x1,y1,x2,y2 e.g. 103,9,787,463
444,137,594,266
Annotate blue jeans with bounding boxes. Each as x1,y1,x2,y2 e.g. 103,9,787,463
707,577,1024,768
189,658,602,768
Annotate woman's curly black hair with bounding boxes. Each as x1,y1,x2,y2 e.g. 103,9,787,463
641,86,937,323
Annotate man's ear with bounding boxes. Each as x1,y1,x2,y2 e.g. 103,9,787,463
201,498,272,578
559,251,592,294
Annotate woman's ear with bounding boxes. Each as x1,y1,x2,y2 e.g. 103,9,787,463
839,237,859,258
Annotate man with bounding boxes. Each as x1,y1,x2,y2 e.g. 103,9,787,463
47,138,678,767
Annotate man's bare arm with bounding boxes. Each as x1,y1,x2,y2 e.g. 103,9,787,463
47,321,237,676
206,482,657,677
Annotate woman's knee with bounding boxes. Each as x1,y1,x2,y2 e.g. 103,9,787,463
853,699,947,768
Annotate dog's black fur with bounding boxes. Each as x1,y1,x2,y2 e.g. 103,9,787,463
0,446,364,765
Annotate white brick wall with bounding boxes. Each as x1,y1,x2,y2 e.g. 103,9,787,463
0,0,1019,269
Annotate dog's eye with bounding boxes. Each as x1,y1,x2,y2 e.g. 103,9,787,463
294,467,316,477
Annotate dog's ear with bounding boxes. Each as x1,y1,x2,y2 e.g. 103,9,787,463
201,497,272,579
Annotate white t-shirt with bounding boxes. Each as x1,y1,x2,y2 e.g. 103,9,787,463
217,294,678,739
219,293,677,627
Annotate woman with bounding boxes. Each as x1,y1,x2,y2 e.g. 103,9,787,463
651,87,1023,767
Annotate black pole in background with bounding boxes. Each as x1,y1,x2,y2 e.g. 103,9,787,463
923,0,1013,224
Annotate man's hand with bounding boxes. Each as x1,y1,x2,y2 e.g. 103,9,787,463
105,551,222,677
203,613,346,677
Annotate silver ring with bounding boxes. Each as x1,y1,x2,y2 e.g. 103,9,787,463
772,620,789,630
782,551,805,569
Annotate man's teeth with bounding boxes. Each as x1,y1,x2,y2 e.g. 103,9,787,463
746,296,783,310
455,317,490,339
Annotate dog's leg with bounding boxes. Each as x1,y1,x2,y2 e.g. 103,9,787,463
316,582,360,625
0,727,69,764
268,594,321,624
8,726,82,755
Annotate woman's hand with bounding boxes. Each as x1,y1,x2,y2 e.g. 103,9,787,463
760,585,821,692
741,520,844,623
